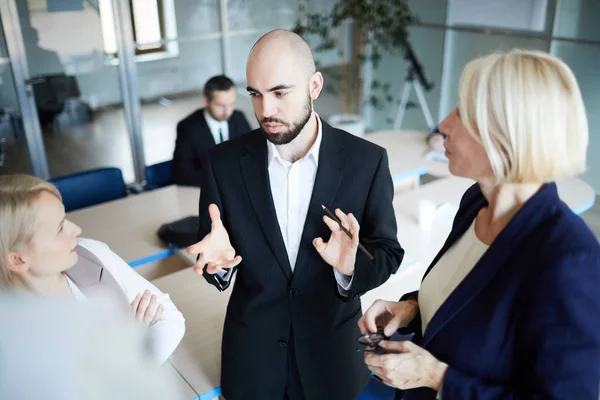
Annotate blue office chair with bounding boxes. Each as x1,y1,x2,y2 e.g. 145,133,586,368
144,160,173,190
50,167,127,212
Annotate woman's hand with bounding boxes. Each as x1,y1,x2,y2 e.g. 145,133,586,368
364,340,448,391
358,299,419,337
131,290,163,327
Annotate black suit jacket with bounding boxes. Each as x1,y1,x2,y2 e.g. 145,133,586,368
198,121,404,400
173,108,251,186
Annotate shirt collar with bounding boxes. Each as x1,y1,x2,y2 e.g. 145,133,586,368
203,109,226,128
267,113,322,167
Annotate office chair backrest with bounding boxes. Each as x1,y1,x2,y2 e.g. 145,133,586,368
50,167,127,212
144,160,173,190
31,74,80,112
50,74,80,104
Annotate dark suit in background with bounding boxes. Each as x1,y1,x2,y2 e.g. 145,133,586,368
199,122,404,400
173,109,251,186
397,182,600,399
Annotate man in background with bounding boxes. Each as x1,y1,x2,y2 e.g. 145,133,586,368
173,75,251,186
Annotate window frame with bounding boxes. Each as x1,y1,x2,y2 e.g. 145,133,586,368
100,0,178,64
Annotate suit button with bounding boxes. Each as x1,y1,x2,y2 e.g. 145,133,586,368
277,341,287,348
290,288,299,296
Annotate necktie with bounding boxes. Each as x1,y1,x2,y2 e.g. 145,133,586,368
219,128,224,144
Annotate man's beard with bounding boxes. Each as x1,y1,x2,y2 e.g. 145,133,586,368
258,94,313,145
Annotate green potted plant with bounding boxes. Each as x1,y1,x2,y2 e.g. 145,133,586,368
294,0,418,136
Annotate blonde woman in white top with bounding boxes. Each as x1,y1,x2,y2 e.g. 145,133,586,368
0,174,185,365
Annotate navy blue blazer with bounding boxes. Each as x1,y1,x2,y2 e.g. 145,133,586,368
397,182,600,399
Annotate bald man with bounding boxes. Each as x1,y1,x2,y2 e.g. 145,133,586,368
187,30,404,400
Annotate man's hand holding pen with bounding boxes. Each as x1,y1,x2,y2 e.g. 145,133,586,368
313,206,371,276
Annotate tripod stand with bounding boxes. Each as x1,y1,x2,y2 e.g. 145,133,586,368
391,64,435,131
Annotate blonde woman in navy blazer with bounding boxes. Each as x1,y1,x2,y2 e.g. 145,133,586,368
359,50,600,399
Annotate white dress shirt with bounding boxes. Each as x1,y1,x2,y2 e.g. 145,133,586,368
267,117,321,271
268,114,353,292
203,109,229,144
218,114,353,293
70,238,186,365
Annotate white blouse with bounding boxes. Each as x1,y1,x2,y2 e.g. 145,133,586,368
70,238,185,365
419,220,489,334
65,274,87,302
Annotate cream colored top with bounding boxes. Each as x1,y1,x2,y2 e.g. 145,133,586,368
419,220,489,334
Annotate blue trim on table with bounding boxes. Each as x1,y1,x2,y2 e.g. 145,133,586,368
572,196,595,215
128,249,175,268
392,167,428,183
193,386,221,400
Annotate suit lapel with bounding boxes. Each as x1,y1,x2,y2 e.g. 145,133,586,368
421,193,487,281
239,135,292,280
293,124,346,279
66,246,131,309
66,246,103,288
421,183,558,347
199,109,217,146
227,112,238,139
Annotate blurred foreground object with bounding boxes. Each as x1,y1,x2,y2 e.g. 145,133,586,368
0,294,184,400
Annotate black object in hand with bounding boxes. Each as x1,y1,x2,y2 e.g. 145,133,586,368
356,331,388,354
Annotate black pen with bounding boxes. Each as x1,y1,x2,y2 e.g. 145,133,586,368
321,205,374,260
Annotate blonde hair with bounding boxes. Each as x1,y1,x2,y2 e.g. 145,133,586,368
0,175,62,290
458,49,588,183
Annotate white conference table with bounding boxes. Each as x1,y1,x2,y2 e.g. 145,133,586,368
151,267,230,400
162,360,199,399
365,130,450,178
395,175,596,267
68,185,200,277
361,130,440,193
